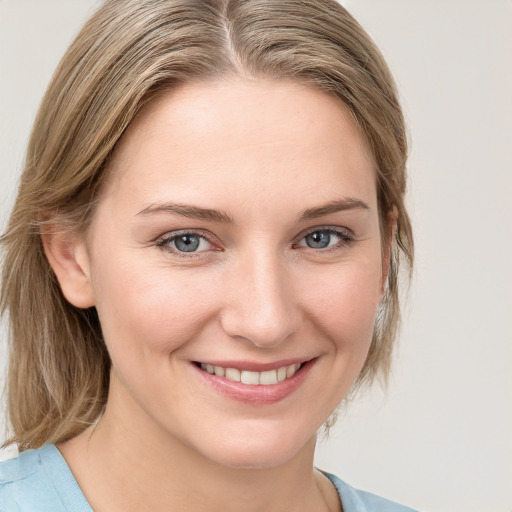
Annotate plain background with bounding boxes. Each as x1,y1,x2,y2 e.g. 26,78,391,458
0,1,511,511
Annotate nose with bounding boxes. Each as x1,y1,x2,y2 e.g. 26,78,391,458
219,249,300,348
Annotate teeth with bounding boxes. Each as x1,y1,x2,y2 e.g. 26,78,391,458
259,370,278,385
225,368,241,381
200,363,302,385
241,370,259,385
286,364,297,378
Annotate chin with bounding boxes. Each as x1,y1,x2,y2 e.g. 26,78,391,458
204,444,303,471
190,420,318,470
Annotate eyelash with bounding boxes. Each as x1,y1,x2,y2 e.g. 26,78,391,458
293,227,355,252
155,230,217,257
155,227,355,257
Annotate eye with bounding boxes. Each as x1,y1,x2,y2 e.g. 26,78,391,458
297,229,353,250
157,232,214,254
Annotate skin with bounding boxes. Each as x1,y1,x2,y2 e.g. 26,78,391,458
46,77,390,512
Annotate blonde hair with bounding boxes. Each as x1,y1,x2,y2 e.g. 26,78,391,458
1,0,413,450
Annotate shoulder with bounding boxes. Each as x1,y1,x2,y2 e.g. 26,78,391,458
0,444,60,511
0,444,92,512
323,471,420,512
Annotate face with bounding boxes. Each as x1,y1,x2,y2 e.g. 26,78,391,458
77,78,386,469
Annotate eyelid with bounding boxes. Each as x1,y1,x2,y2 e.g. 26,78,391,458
153,225,355,256
293,225,356,250
298,224,354,239
155,229,220,255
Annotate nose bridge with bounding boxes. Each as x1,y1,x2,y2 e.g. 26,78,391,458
220,246,299,347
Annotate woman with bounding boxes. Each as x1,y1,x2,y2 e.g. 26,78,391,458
0,0,415,510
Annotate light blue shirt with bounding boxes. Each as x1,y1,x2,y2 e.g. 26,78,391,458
0,444,418,511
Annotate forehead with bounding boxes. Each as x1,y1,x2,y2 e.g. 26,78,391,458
103,78,377,213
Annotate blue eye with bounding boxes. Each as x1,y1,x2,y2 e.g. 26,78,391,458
304,231,331,249
158,232,212,253
298,229,351,250
173,234,201,252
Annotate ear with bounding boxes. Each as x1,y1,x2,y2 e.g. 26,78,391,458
380,207,398,295
42,227,95,308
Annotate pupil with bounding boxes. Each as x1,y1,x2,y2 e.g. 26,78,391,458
306,231,330,249
175,235,200,252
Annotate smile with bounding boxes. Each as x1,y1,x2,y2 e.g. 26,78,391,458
199,363,302,386
192,358,315,405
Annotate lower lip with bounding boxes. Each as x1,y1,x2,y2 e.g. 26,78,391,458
192,360,315,405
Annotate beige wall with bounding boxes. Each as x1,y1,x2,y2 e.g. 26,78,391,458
1,1,511,511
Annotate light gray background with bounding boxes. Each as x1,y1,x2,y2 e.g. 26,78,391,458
1,1,511,511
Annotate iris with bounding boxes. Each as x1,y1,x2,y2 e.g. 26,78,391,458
174,234,201,252
305,231,331,249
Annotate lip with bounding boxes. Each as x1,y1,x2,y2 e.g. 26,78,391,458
195,358,309,372
191,358,316,405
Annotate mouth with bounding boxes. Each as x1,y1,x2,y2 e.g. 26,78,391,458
192,358,315,405
196,362,303,386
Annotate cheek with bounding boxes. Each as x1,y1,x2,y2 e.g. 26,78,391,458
90,255,218,364
298,257,383,350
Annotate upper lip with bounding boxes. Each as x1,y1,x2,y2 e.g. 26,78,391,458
194,357,314,372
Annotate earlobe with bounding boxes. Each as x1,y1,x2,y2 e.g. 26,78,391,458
42,227,95,309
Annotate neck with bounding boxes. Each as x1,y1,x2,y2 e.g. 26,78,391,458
59,379,337,512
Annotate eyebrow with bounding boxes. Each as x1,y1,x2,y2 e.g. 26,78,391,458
137,197,369,223
299,198,370,220
137,202,234,223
